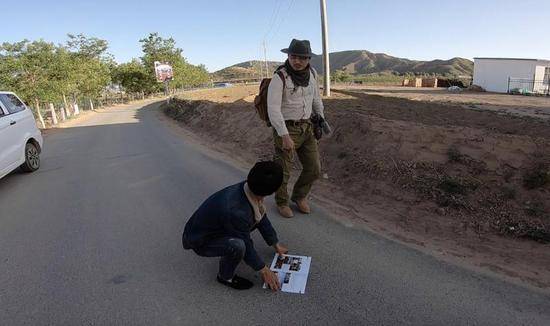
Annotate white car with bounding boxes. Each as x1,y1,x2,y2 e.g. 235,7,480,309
0,91,43,179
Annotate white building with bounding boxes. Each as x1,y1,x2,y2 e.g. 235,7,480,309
473,58,550,94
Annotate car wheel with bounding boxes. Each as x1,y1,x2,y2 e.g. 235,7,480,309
20,142,40,173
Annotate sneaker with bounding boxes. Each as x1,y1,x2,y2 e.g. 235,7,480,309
277,205,294,218
216,275,254,290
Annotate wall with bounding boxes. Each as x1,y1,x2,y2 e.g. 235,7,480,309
473,59,536,93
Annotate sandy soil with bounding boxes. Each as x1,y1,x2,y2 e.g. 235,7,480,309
335,85,550,107
162,85,550,290
335,85,550,120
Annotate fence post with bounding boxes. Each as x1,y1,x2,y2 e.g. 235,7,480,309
73,102,80,115
59,104,67,121
34,99,46,129
507,77,510,94
49,103,58,125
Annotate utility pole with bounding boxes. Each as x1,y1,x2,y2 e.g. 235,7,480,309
320,0,331,96
259,46,264,80
263,41,269,78
259,59,264,81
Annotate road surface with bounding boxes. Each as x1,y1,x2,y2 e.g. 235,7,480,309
1,101,549,325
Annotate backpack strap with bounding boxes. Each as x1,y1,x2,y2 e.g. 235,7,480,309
310,67,317,80
275,69,286,88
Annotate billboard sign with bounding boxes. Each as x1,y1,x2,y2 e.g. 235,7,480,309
154,61,173,82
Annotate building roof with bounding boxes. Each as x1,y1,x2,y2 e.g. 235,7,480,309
474,57,550,65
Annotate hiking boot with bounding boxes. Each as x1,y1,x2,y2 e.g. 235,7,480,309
277,205,294,218
293,198,311,214
217,275,254,290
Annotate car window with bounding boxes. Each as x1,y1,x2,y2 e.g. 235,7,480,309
0,94,27,114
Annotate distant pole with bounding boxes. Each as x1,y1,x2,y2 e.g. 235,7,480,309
263,41,269,78
259,58,264,80
164,79,170,96
320,0,331,96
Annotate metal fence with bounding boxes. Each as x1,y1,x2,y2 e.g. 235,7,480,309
508,78,550,96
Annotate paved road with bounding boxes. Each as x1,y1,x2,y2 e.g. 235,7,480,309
1,101,549,325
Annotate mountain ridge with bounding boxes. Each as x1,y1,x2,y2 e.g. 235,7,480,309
213,50,473,80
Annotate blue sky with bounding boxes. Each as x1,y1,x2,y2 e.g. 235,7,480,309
2,0,549,72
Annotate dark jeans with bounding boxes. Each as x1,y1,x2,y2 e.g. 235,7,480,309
193,237,246,281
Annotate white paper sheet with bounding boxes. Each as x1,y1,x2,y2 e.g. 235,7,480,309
264,254,311,294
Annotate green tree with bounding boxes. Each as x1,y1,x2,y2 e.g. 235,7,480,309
0,35,113,106
66,33,109,59
64,34,112,100
139,32,209,90
112,59,156,94
0,40,69,103
333,69,351,82
0,33,210,108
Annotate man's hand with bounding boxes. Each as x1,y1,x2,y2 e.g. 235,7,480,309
273,243,288,256
261,266,281,291
281,134,295,152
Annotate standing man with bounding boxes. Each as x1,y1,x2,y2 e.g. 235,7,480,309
182,161,288,291
267,39,325,218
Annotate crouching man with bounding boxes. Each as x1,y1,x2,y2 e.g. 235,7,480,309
182,161,288,290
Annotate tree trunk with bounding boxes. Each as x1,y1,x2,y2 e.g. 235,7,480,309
63,94,72,117
34,99,46,129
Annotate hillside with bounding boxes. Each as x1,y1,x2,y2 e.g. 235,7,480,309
212,60,283,80
214,50,473,80
310,50,473,76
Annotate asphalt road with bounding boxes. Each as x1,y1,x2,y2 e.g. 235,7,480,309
1,101,549,325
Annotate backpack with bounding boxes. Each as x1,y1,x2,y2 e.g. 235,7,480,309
253,68,317,127
253,70,285,127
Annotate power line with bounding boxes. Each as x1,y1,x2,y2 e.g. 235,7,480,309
263,41,269,78
260,0,296,79
263,0,285,41
268,0,296,42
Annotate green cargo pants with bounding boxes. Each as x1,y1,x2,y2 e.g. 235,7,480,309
273,121,321,206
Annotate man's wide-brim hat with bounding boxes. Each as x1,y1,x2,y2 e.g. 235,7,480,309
281,39,315,57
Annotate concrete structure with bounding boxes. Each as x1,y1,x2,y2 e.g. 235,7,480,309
422,78,438,88
402,78,436,88
473,58,550,94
